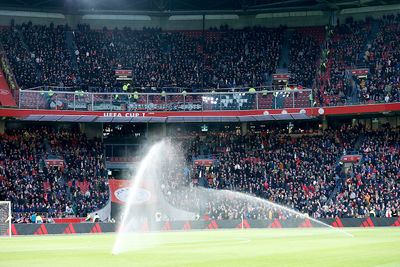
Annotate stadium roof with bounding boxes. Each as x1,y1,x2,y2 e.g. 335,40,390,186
0,0,399,14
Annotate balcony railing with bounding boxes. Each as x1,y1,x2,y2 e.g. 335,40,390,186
19,87,313,112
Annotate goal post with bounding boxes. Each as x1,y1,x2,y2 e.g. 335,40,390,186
0,201,11,238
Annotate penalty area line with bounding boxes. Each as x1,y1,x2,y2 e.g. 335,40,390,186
160,238,252,248
0,246,97,253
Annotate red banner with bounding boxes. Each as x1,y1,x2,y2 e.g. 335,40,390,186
115,70,132,81
2,102,400,119
53,218,85,224
243,157,261,163
342,155,361,162
351,69,368,76
273,74,290,80
194,160,213,166
45,159,64,167
108,179,157,205
115,70,132,76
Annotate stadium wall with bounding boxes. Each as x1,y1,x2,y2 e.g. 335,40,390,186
0,6,399,30
0,12,330,29
7,217,400,236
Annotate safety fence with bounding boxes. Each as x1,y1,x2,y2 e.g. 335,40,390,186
19,88,313,112
4,217,400,236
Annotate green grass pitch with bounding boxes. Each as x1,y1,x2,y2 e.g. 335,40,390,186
1,228,399,266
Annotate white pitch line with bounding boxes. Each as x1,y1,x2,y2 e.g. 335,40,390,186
160,238,252,248
0,246,97,253
0,232,115,241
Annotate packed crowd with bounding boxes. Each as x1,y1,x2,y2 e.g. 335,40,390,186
316,21,370,106
198,127,355,219
1,17,400,107
158,123,400,220
158,125,353,219
317,15,400,106
0,23,282,92
21,23,75,87
203,26,282,89
332,125,400,218
0,122,399,222
0,25,39,89
0,126,109,222
74,25,282,91
357,14,400,104
288,31,319,88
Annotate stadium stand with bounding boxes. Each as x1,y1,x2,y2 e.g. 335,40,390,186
161,124,399,220
0,25,39,89
0,24,282,92
1,17,400,107
0,12,400,225
0,126,109,222
332,125,400,218
288,29,321,88
2,122,399,222
356,14,400,104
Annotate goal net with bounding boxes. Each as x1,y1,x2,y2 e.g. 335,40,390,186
0,201,11,237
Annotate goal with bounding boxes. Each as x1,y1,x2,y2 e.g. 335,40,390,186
0,201,11,238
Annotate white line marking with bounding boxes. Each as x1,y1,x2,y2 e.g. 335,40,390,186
0,246,97,253
161,239,252,248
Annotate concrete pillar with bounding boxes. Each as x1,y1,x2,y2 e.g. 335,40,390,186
365,118,372,130
322,116,328,130
0,120,5,135
352,118,358,127
372,118,379,130
387,116,396,127
79,122,85,134
241,122,248,135
161,123,167,137
395,116,398,127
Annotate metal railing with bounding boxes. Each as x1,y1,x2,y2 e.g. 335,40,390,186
19,87,313,112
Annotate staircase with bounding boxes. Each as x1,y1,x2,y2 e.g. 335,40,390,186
66,31,79,71
265,73,273,86
324,131,365,205
324,155,344,205
277,29,293,73
345,69,359,104
43,137,53,155
364,20,380,53
353,132,365,152
15,29,41,82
